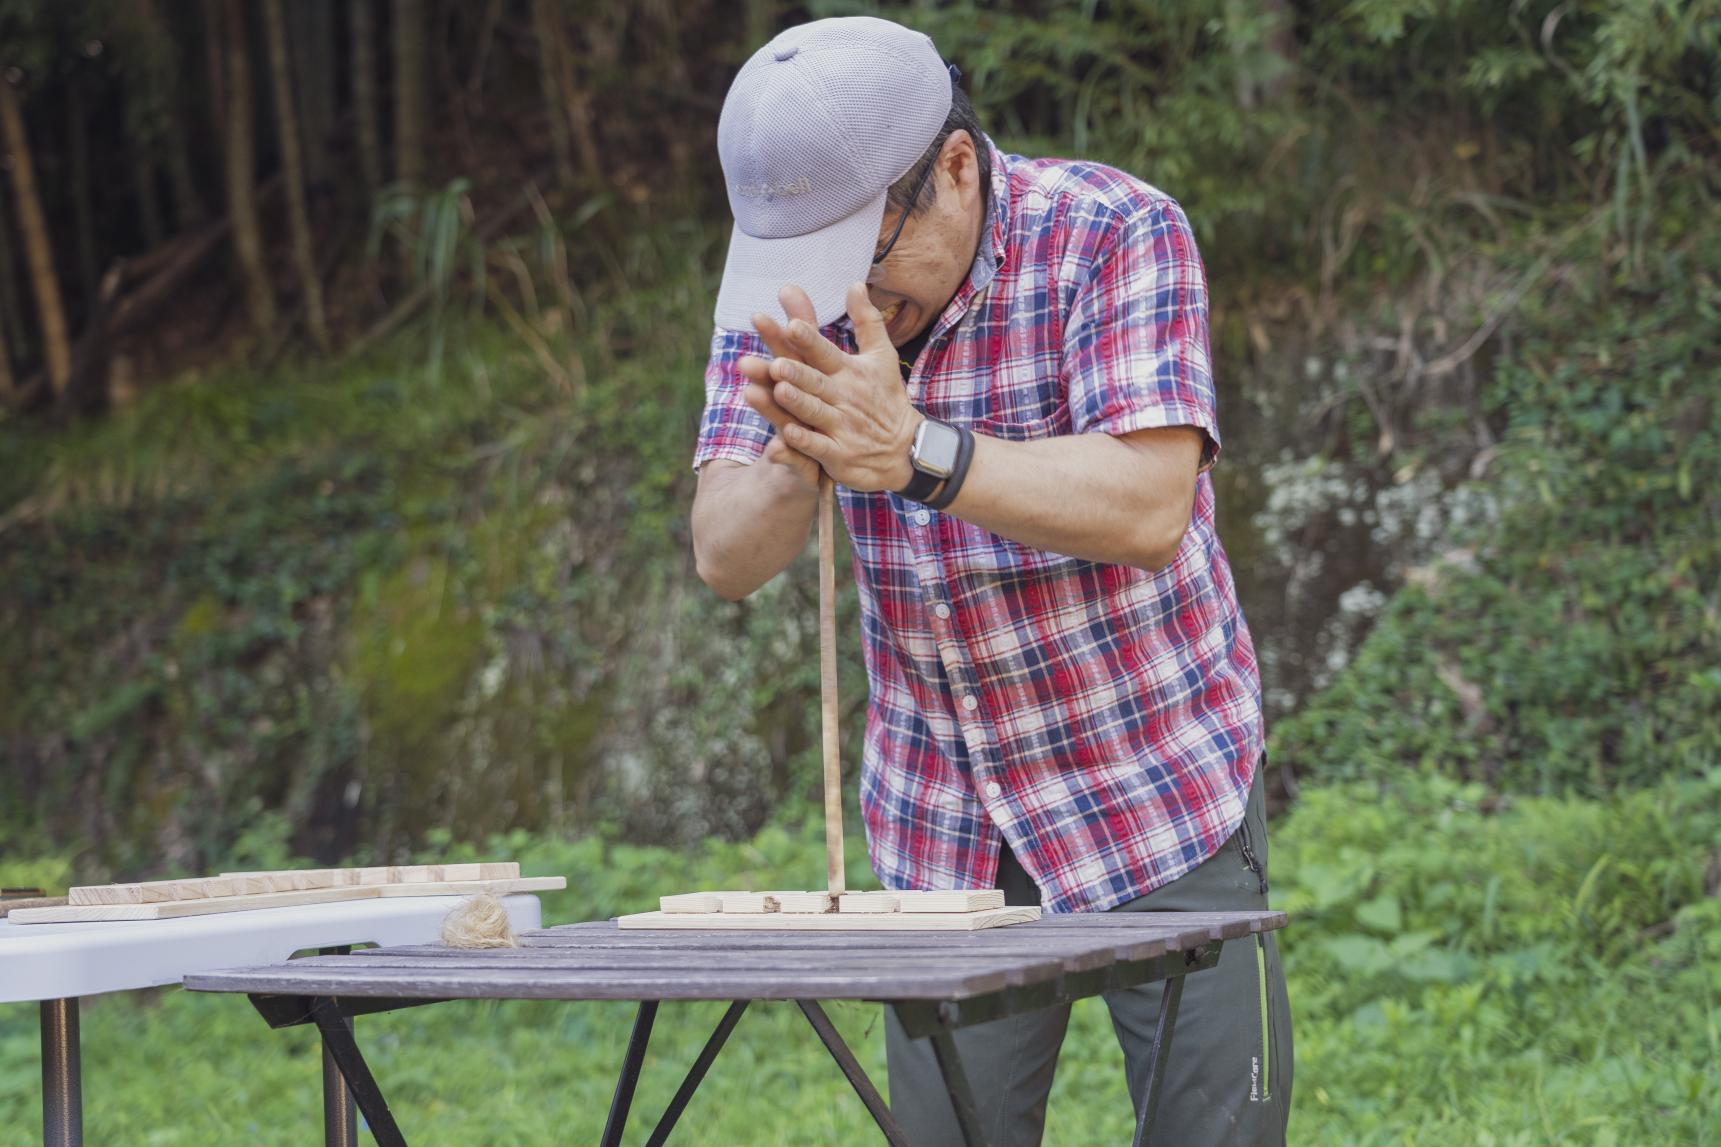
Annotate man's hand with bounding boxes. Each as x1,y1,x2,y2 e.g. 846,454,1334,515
759,283,921,494
738,286,823,489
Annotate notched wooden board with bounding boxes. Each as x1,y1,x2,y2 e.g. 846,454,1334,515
16,875,557,923
656,889,1002,915
70,863,526,906
10,886,382,923
617,906,1041,932
374,876,565,897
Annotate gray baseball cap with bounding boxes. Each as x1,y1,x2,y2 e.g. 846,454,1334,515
714,17,952,331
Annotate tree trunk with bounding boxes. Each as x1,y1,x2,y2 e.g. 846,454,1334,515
547,4,600,185
0,180,14,391
530,0,575,187
163,114,205,230
222,0,277,337
0,303,13,394
67,77,100,310
138,0,206,229
131,140,166,248
262,0,328,350
350,0,382,196
0,79,71,397
201,0,226,154
289,0,333,191
0,180,25,370
745,0,777,49
392,0,428,188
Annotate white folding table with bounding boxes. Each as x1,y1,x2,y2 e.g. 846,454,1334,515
1,893,545,1147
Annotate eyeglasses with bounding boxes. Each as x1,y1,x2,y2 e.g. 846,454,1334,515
871,155,935,270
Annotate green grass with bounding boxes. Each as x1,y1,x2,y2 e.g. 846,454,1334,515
3,774,1716,1144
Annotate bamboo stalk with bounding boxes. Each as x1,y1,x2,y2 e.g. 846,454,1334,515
819,472,845,897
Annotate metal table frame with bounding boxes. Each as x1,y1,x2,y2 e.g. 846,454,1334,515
7,895,543,1147
242,940,1221,1147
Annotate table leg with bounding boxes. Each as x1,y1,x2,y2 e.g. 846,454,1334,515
928,1029,990,1147
41,997,83,1147
309,997,410,1147
1131,972,1186,1147
317,947,358,1147
600,999,658,1147
644,1000,749,1147
796,1000,911,1147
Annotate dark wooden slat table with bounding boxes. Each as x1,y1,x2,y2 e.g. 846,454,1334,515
186,909,1286,1147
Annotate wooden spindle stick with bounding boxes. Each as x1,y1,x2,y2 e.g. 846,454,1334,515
819,472,846,898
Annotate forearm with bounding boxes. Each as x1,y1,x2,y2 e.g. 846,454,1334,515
692,457,820,600
941,429,1197,571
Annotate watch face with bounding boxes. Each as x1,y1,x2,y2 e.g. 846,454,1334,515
914,420,962,479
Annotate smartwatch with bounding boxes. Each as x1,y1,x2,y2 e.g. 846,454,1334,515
897,417,962,503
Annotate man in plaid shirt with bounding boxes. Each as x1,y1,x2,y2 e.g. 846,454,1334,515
693,16,1291,1145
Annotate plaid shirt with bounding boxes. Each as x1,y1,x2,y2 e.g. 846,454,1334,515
694,141,1263,913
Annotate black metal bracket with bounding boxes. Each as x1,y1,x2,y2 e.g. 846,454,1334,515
891,943,1221,1040
249,992,443,1030
929,1029,989,1147
307,996,410,1147
600,1000,659,1147
1131,972,1187,1147
644,1001,750,1147
797,1000,912,1147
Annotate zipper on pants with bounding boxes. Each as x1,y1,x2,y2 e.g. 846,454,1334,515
1236,818,1268,895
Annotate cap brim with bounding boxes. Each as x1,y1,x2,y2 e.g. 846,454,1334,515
713,192,886,332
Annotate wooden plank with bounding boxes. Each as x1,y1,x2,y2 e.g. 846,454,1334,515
217,863,520,890
717,892,792,913
836,893,900,914
660,892,731,914
615,906,1041,932
333,947,1076,987
214,868,343,892
185,961,1025,1001
774,892,839,914
8,886,380,923
892,890,1005,913
67,865,541,906
68,876,242,906
373,876,564,897
0,895,66,917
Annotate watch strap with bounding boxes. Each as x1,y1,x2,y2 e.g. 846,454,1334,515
923,425,976,511
897,464,943,503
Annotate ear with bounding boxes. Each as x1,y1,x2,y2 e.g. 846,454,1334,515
938,130,981,211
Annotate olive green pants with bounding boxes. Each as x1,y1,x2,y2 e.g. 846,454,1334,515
884,760,1292,1146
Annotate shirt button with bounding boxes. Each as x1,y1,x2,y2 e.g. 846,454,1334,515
961,695,979,712
985,781,1002,800
933,603,951,620
914,509,931,526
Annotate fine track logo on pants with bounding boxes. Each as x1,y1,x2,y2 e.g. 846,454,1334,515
1250,1056,1261,1102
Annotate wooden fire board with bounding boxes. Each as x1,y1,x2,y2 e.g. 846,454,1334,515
617,905,1040,931
624,889,1031,931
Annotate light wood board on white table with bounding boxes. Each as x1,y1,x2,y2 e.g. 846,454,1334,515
14,877,562,923
71,862,524,905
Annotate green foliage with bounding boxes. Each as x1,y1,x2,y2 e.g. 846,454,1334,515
1276,771,1721,1142
2,772,1715,1144
1270,235,1721,793
0,212,867,874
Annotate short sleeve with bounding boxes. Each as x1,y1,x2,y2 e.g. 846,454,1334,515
693,326,774,471
1061,199,1221,467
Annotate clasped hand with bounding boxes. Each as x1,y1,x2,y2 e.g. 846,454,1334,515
739,282,919,494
